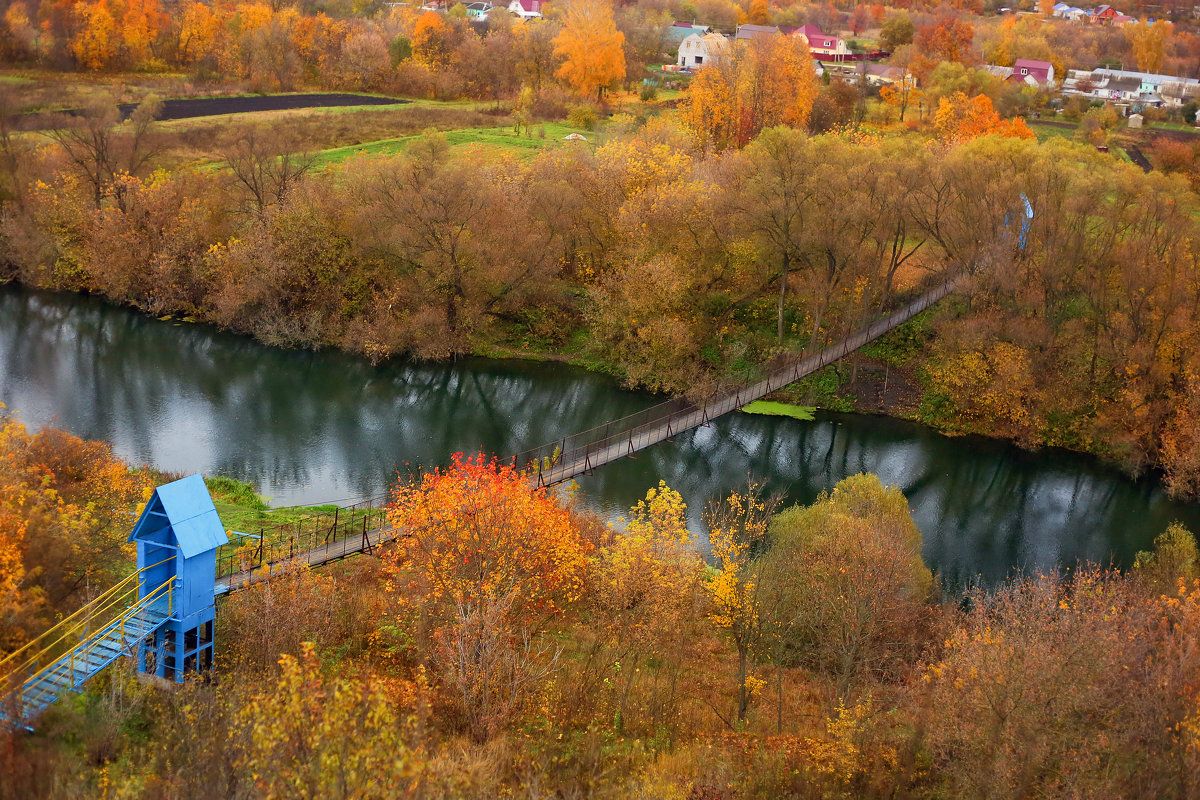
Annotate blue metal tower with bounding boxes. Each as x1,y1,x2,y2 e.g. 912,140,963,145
128,475,227,682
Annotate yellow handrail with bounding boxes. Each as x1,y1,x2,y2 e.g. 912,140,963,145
0,554,176,672
21,577,175,709
0,556,177,685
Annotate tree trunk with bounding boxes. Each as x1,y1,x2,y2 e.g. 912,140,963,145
736,645,749,723
777,251,790,342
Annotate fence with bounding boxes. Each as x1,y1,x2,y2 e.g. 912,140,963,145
214,496,391,589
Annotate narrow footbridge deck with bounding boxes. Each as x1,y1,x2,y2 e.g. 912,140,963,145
517,277,960,488
216,277,959,590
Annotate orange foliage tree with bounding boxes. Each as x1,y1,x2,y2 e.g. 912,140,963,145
383,453,592,741
932,92,1034,143
411,10,452,69
71,0,119,69
0,411,150,653
553,0,626,100
684,33,817,150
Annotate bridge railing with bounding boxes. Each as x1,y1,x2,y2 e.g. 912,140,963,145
215,496,391,580
514,278,959,487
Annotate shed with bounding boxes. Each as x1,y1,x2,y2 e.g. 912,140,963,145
128,474,227,682
1127,113,1143,128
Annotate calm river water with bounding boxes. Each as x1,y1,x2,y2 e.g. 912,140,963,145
3,285,1199,588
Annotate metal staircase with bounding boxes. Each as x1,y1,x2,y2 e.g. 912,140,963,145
1,562,175,724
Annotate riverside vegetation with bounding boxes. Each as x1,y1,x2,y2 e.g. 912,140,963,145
2,416,1200,799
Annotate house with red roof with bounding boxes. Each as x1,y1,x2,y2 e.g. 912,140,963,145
1013,58,1055,86
1091,5,1134,25
790,23,852,62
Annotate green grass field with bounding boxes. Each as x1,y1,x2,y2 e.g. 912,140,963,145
311,122,595,167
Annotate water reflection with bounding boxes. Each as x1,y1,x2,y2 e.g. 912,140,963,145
3,286,1198,588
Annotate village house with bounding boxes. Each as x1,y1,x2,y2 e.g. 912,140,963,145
860,63,911,86
1063,67,1200,106
666,21,710,44
984,59,1054,88
734,23,781,41
1014,58,1055,86
506,0,542,19
1091,5,1135,25
1052,3,1091,20
677,32,730,69
791,23,852,62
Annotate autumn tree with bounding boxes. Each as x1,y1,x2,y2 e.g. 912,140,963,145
879,11,914,52
221,125,315,215
411,9,453,68
383,453,591,741
554,0,626,101
1133,523,1198,595
0,413,150,653
71,0,119,69
47,94,163,208
583,482,707,735
350,134,565,357
918,571,1200,798
705,482,780,724
911,13,975,82
933,92,1034,142
760,474,933,696
683,33,817,150
234,643,422,796
748,0,770,25
1127,19,1172,73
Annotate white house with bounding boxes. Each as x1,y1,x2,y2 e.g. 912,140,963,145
1052,3,1091,20
507,0,542,19
677,32,730,69
1063,67,1200,107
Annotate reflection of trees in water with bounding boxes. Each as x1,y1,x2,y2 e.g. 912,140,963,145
4,287,1200,583
0,288,656,503
578,411,1200,589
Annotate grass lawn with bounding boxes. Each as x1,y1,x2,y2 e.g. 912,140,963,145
311,122,595,166
1029,120,1076,142
741,400,817,421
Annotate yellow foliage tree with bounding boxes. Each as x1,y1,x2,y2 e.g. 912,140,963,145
748,0,770,25
1126,19,1172,74
553,0,626,100
705,483,778,723
412,9,451,68
177,0,221,64
235,642,422,797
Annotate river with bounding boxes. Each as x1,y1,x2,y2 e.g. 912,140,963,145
3,285,1198,589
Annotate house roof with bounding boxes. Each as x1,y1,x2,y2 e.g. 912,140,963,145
1014,58,1053,72
796,23,826,39
510,0,541,12
735,24,780,40
1106,76,1143,93
129,474,228,560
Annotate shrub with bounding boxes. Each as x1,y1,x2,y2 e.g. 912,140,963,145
567,103,599,131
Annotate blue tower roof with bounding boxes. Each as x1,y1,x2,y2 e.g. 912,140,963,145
129,474,228,559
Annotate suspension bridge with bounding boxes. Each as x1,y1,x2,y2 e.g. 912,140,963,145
0,273,966,726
